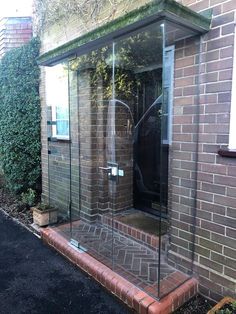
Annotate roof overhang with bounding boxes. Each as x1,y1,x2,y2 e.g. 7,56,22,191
38,0,212,66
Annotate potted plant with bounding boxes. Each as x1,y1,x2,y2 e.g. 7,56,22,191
207,297,236,314
31,202,58,227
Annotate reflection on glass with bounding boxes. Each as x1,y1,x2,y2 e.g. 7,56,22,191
56,106,69,136
45,63,69,138
46,62,71,220
113,23,167,216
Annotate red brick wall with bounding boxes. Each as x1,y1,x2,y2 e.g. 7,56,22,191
170,0,236,301
0,17,32,58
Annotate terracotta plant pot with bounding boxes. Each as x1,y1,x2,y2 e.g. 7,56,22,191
32,207,58,227
207,297,236,314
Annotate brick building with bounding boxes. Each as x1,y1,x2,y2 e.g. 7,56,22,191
0,17,32,59
37,0,236,311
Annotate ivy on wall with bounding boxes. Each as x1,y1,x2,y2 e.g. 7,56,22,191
0,37,41,194
33,0,135,34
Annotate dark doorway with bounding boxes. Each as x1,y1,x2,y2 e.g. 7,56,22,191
133,68,168,216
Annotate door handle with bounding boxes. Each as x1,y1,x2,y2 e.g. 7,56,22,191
99,163,119,182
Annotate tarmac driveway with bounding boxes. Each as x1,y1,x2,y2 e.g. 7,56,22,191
0,210,129,314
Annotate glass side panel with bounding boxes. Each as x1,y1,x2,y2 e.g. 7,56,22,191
68,65,80,226
45,63,71,222
158,21,201,298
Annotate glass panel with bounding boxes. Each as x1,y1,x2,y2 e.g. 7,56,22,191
110,22,164,299
158,21,201,298
68,64,80,225
45,63,71,221
113,23,164,217
69,44,114,266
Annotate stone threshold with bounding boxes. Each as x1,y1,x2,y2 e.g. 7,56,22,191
41,227,198,313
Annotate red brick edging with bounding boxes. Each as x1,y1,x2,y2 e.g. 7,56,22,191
41,227,198,314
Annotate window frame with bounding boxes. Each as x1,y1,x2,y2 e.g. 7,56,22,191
228,24,236,151
51,105,70,140
219,25,236,157
45,63,70,141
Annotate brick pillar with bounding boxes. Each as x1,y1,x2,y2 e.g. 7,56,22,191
78,69,133,219
78,69,100,221
107,103,133,212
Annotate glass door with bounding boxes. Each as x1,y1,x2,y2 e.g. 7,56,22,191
113,23,167,217
111,21,165,299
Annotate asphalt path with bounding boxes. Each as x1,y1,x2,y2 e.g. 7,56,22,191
0,210,130,314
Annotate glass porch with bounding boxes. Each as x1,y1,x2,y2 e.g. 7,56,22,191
44,15,203,300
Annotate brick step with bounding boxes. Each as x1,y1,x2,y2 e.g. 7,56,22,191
41,226,198,314
101,214,169,252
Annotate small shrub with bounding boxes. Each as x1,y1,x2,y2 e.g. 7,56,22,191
216,301,236,314
21,188,37,207
232,302,236,311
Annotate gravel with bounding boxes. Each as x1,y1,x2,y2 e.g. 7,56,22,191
174,294,215,314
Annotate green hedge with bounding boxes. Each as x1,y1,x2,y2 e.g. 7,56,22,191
0,37,41,193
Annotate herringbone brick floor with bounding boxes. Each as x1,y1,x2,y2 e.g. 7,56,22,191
56,220,189,299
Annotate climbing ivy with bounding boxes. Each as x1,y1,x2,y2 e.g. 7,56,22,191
0,37,41,194
33,0,136,34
